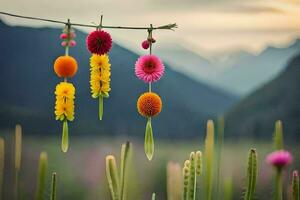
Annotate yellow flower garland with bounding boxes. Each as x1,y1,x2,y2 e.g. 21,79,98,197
90,54,111,98
54,82,75,121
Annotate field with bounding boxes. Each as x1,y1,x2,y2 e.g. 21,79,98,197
1,130,299,200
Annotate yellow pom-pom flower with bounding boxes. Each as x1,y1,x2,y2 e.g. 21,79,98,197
90,54,111,98
54,82,75,121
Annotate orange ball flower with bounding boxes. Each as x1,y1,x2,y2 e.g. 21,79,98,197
137,92,162,118
54,56,78,78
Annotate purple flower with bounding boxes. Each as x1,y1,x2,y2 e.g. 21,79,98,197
266,150,293,168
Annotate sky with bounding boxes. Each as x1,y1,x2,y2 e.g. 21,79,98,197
0,0,300,57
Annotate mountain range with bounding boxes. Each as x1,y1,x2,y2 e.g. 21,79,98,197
158,39,300,95
226,53,300,140
0,20,237,137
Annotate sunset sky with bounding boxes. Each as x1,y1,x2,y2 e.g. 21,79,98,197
1,0,300,57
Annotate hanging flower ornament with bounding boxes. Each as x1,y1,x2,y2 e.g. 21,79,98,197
86,16,112,120
53,19,78,153
135,25,165,161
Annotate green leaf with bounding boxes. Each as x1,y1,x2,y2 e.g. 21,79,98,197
144,118,154,161
120,142,132,200
106,155,121,200
61,120,69,153
99,95,103,121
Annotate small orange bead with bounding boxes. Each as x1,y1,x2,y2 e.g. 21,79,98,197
54,56,78,78
137,92,162,118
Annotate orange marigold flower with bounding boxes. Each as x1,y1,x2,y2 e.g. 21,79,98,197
137,92,162,117
54,55,78,78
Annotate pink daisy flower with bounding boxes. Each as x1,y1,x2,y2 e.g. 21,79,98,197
86,30,112,55
266,150,293,168
135,55,165,83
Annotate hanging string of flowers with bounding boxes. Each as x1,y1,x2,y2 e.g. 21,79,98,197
53,20,78,153
86,16,113,120
135,25,165,161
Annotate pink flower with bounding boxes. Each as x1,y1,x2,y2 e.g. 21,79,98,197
86,30,112,55
135,55,165,83
142,40,150,49
266,150,293,168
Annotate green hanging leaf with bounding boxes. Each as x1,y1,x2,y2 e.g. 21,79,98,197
99,95,104,121
61,120,69,153
144,118,154,161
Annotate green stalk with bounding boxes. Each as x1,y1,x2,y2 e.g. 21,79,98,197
61,120,69,153
244,149,258,200
224,177,233,200
50,172,57,200
292,170,299,200
35,152,48,200
99,95,103,120
106,155,120,200
275,168,283,200
144,118,154,161
14,125,22,200
151,193,156,200
204,120,215,200
0,138,4,200
273,120,283,150
216,116,224,199
120,142,131,200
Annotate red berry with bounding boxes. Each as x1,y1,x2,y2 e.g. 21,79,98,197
142,40,150,49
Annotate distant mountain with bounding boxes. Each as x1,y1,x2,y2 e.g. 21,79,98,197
158,40,300,96
0,20,237,137
215,40,300,95
225,54,300,139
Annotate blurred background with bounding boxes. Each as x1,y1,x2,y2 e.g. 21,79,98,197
0,0,300,199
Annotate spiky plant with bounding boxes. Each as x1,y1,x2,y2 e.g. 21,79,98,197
244,148,258,200
181,151,202,200
35,152,48,200
292,170,299,200
204,120,214,200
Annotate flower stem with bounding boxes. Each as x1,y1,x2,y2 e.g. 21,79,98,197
61,120,69,153
99,95,103,120
275,168,283,200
